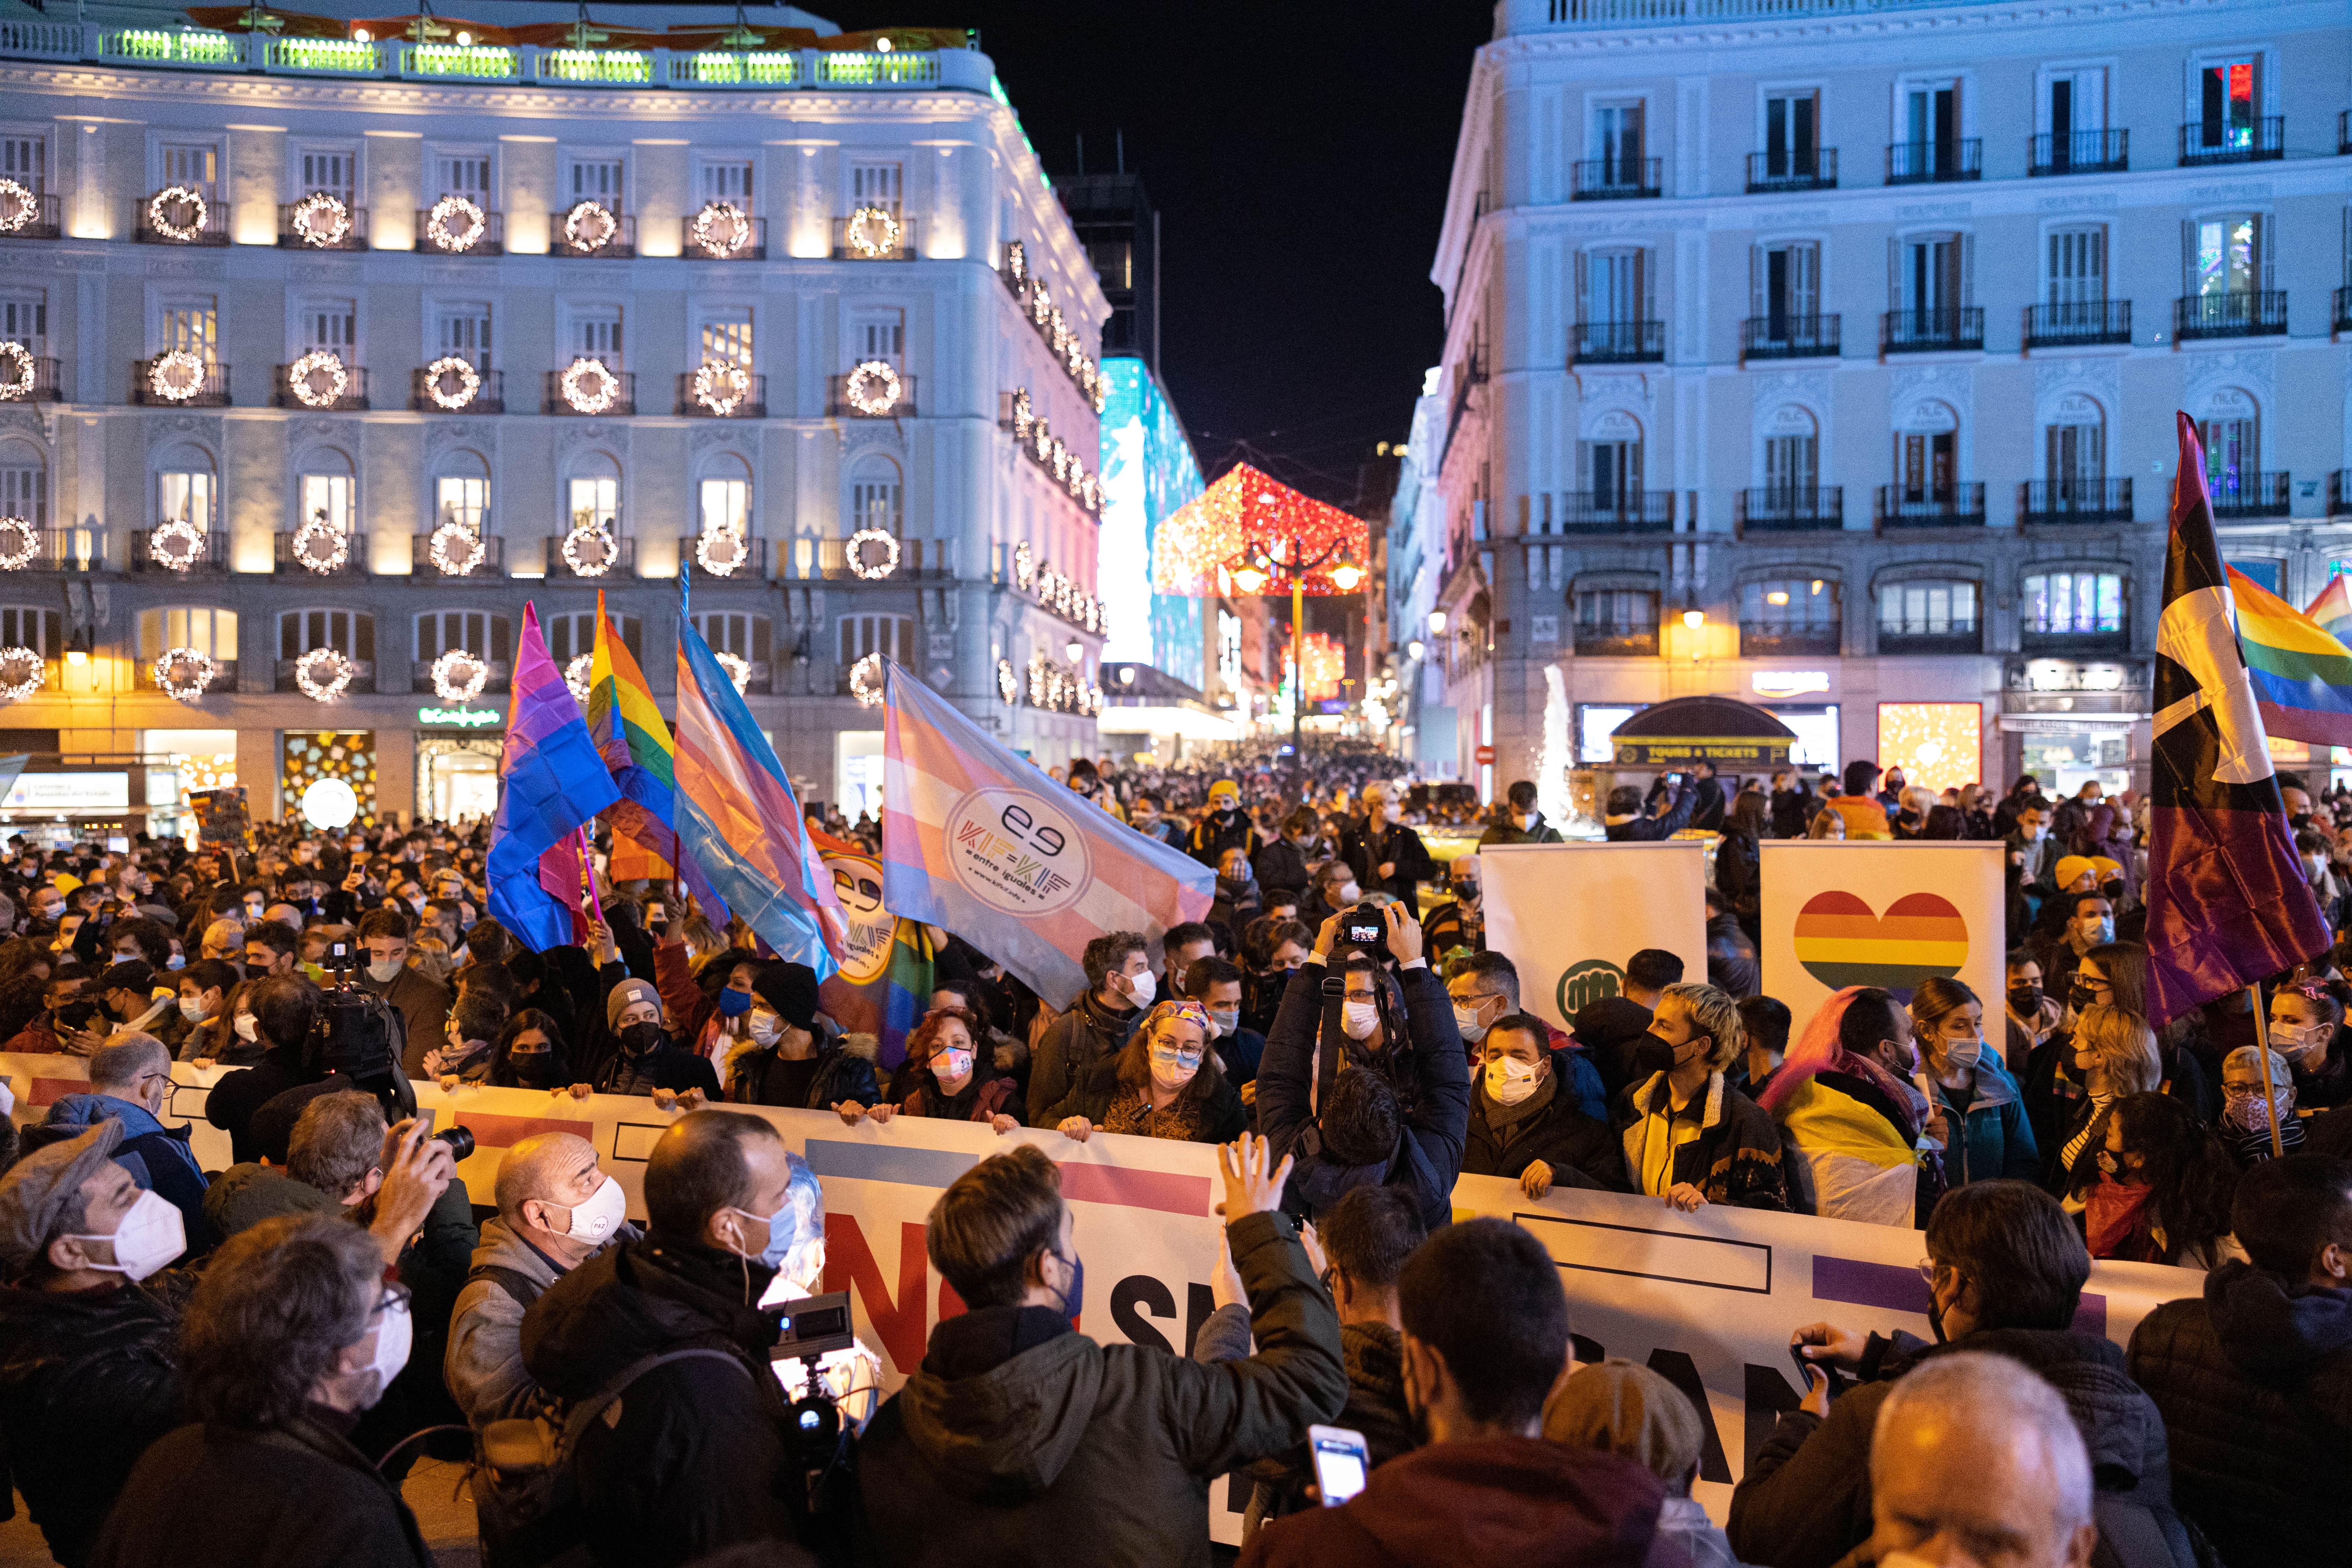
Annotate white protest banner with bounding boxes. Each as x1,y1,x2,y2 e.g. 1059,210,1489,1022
1758,840,2004,1019
1480,842,1710,1030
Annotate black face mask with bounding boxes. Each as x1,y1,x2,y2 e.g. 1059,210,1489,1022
2292,813,2316,832
2069,981,2098,1011
2008,982,2042,1015
2100,878,2126,904
617,1020,665,1057
510,1055,557,1089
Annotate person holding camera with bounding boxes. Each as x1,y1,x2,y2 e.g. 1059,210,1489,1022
1255,903,1469,1232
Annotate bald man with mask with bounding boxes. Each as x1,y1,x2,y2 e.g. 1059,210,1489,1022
445,1131,635,1428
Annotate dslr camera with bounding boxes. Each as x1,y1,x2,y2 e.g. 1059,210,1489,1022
1336,898,1392,953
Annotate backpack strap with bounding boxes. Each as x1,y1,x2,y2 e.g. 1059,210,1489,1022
559,1346,754,1449
469,1262,547,1314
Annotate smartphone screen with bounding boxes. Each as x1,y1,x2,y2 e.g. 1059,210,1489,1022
1308,1424,1369,1507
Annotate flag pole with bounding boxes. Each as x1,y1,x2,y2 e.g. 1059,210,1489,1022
577,825,605,927
2252,981,2284,1160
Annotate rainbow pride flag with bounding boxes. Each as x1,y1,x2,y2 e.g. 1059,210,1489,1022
488,603,622,951
2308,574,2352,645
673,615,844,977
1790,890,1968,996
2230,565,2352,747
586,589,678,885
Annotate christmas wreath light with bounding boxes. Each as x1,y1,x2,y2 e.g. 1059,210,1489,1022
290,191,351,248
286,350,349,410
147,186,208,242
564,653,593,703
294,646,354,701
563,200,618,254
423,355,481,411
695,525,749,577
691,360,749,416
430,648,488,704
291,512,350,574
847,527,899,580
148,518,206,572
0,646,42,702
995,658,1017,705
426,194,486,253
560,357,620,415
0,516,35,571
561,520,617,576
844,360,901,417
1005,239,1027,285
848,652,884,707
689,200,752,258
153,647,216,704
0,342,35,401
0,180,35,235
428,522,485,576
845,204,901,259
147,350,206,404
715,651,753,695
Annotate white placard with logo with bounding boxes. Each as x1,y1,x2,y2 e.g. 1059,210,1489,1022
1758,841,2005,1021
1478,842,1710,1030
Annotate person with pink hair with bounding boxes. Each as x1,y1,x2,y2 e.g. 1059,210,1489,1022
1757,987,1943,1225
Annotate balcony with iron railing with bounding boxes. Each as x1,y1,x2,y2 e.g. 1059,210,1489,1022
1875,483,1985,531
2025,300,2131,349
0,189,60,239
2206,472,2291,520
827,372,916,419
677,371,766,419
273,362,370,413
411,364,504,414
2175,291,2287,340
1885,139,1980,184
2028,129,2128,176
1570,155,1660,200
0,352,61,402
137,657,235,694
1569,320,1665,365
135,188,229,245
1557,491,1674,534
1574,617,1659,657
832,211,917,260
544,530,635,580
130,526,231,574
23,528,103,572
1882,307,1983,354
274,529,369,576
411,532,505,580
1742,621,1841,658
1879,616,1983,656
681,211,766,261
545,366,635,416
276,199,369,251
1736,487,1844,535
131,357,230,407
411,660,510,696
806,535,957,580
414,204,503,256
548,208,636,259
2021,479,2133,525
1745,147,1836,192
1741,314,1840,361
2178,117,2284,167
275,657,373,693
679,534,768,580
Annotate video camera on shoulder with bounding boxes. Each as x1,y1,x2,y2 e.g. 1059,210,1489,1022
311,937,414,1120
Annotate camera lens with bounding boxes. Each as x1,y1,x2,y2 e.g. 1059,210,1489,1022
434,1124,476,1163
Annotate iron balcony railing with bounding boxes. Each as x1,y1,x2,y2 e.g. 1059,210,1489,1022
2028,129,2128,175
1736,487,1843,534
275,657,372,693
548,209,636,259
1885,139,1980,183
1875,483,1986,530
132,357,230,406
130,526,231,573
274,529,369,575
135,188,229,245
1882,307,1984,353
1570,156,1661,200
410,365,504,414
414,205,503,255
1745,147,1836,192
0,354,61,401
832,211,917,260
827,372,917,419
678,534,768,579
2206,472,2291,520
1569,321,1665,364
545,367,636,416
681,211,766,261
677,371,767,419
2025,300,2131,348
1741,315,1840,360
276,199,369,251
1556,492,1674,533
2178,116,2284,166
1742,625,1841,657
544,532,635,580
810,535,955,580
410,533,505,580
2021,479,2133,525
2174,292,2287,340
1879,620,1983,655
0,190,60,239
1573,621,1659,657
273,362,370,412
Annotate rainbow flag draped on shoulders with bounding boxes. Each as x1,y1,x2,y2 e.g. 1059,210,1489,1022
488,603,622,952
2228,566,2352,747
584,592,730,921
673,615,844,978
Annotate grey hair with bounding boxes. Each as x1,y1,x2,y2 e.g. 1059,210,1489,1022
1873,1351,2091,1534
2223,1045,2294,1088
287,1090,387,1202
87,1033,169,1093
183,1213,382,1428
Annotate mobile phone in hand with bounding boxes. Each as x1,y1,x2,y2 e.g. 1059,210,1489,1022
1308,1424,1370,1507
1790,1340,1842,1399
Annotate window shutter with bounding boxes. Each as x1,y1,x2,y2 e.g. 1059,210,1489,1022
2255,213,2274,292
1888,235,1902,311
1749,244,1764,319
2180,219,2196,299
1574,250,1588,326
1960,232,1976,307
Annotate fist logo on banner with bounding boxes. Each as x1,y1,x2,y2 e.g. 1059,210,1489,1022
1792,890,1969,1001
1556,958,1628,1019
944,787,1095,917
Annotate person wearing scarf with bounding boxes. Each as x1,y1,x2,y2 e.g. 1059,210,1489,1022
1046,1000,1247,1146
2219,1043,2305,1169
2051,1004,2163,1212
1756,987,1942,1225
2083,1092,2239,1269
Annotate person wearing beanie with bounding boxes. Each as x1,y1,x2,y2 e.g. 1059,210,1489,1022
591,973,719,1103
727,961,882,1116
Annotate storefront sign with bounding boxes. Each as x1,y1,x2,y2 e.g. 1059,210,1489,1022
1,772,129,812
418,706,501,729
1612,735,1792,767
1751,670,1831,698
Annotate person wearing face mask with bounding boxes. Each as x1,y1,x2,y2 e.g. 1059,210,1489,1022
1189,778,1265,871
1027,931,1152,1122
727,961,882,1118
2081,1093,2238,1269
1910,978,2039,1190
1447,951,1608,1119
88,1212,440,1568
2005,803,2061,936
1184,954,1266,1093
2217,1044,2303,1167
1210,846,1262,942
1252,806,1326,898
446,1131,638,1429
590,973,721,1104
1477,779,1564,847
1460,1013,1628,1199
421,990,502,1086
1049,999,1248,1145
37,1035,216,1256
488,1008,576,1093
1419,862,1483,957
353,910,450,1080
2003,948,2061,1069
897,1006,1026,1129
1296,860,1363,932
522,1113,817,1567
2268,975,2352,1111
2047,1004,2163,1206
1616,982,1792,1214
1160,921,1220,1009
1730,1181,2197,1568
2031,890,2114,1008
1344,784,1438,911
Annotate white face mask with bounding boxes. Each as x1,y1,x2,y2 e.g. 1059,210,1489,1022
366,958,404,983
1941,1034,1984,1073
747,1009,783,1048
1485,1055,1542,1106
1337,882,1362,904
1207,1008,1239,1038
1453,1002,1490,1043
361,1293,412,1405
555,1175,627,1245
178,997,207,1023
1342,1000,1379,1041
1120,969,1156,1006
1384,802,1402,823
232,1013,258,1042
68,1188,186,1281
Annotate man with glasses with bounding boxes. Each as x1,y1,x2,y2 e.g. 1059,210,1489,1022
37,1035,212,1252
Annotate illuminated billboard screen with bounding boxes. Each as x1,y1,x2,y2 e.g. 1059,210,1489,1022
1100,357,1205,689
1877,702,1982,795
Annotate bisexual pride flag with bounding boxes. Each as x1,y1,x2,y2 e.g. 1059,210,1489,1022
488,603,622,952
674,617,844,978
881,661,1213,1008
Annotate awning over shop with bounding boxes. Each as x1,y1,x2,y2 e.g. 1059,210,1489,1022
1610,695,1797,768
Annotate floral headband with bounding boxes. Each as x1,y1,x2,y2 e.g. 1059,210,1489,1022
1140,999,1211,1041
2292,978,2333,1001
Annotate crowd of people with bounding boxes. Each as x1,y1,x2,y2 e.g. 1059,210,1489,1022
0,752,2336,1567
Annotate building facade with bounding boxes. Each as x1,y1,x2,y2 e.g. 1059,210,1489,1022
1412,0,2350,808
0,0,1109,835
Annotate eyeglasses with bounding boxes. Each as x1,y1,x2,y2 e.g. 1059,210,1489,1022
374,1280,413,1320
1914,1258,1942,1287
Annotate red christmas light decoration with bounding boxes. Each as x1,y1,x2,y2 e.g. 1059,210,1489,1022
1152,462,1369,597
1296,631,1346,701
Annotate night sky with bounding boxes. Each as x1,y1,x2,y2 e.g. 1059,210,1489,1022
820,0,1493,506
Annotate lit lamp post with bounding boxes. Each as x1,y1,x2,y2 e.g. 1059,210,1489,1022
1229,539,1364,791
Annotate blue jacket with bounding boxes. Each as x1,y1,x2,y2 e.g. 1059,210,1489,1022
44,1093,216,1253
1927,1054,2042,1189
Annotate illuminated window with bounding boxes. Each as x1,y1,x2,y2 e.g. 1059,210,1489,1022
1877,701,1982,794
2023,571,2124,637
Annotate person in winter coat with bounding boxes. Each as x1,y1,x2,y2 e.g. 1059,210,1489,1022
205,975,331,1164
40,1034,215,1255
1047,999,1249,1146
1027,931,1150,1121
1239,1218,1668,1568
1251,807,1328,899
1447,951,1608,1120
1728,1180,2201,1568
1611,982,1791,1211
1912,977,2041,1189
726,961,883,1115
588,973,721,1102
1546,1358,1742,1568
2126,1153,2352,1565
521,1113,819,1568
1189,778,1265,870
1603,779,1694,842
2083,1094,2239,1270
1460,1012,1629,1198
1571,948,1682,1106
856,1134,1346,1567
1476,779,1565,847
1344,783,1438,911
892,1006,1026,1130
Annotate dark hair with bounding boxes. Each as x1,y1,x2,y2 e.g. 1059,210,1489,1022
1506,780,1538,811
183,1213,382,1429
355,908,412,944
177,958,239,1000
491,1008,571,1088
247,974,321,1059
1282,806,1320,838
1625,949,1684,992
1737,994,1792,1059
1183,954,1244,1001
642,1110,780,1246
1605,786,1642,817
2232,1154,2352,1278
1264,920,1312,960
244,922,297,959
1843,760,1881,796
1485,1011,1550,1056
904,1006,982,1070
2110,1093,2238,1266
1454,949,1520,1006
459,960,519,1011
1321,1066,1400,1167
1923,1180,2089,1330
286,1090,386,1200
2005,947,2041,974
1923,805,1966,841
2067,889,2114,922
449,989,506,1047
0,974,43,1041
926,1142,1064,1309
107,916,172,968
2084,943,2148,1018
1909,977,1980,1042
1161,922,1215,962
1317,1183,1425,1291
1398,1217,1568,1428
1081,931,1147,990
1837,987,1910,1059
1729,791,1769,837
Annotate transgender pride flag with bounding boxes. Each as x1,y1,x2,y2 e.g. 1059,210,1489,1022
882,662,1214,1008
673,618,845,978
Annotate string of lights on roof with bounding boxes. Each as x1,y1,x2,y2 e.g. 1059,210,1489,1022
1000,241,1105,414
1009,541,1105,639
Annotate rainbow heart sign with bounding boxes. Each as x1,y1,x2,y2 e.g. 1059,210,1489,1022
1792,890,1968,997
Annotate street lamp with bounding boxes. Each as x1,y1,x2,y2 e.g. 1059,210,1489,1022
1407,638,1424,661
1428,610,1447,634
1223,539,1367,795
1064,638,1083,663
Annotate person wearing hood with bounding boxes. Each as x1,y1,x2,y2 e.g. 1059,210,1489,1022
590,973,720,1103
856,1133,1345,1567
1241,1217,1668,1568
522,1113,818,1566
1460,1013,1629,1198
1027,931,1151,1122
1252,807,1328,899
1602,778,1694,843
728,961,882,1116
1475,780,1563,847
2128,1153,2352,1564
355,910,450,1079
1048,998,1248,1146
38,1034,215,1256
1730,1180,2199,1568
1911,977,2040,1189
1189,778,1264,870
